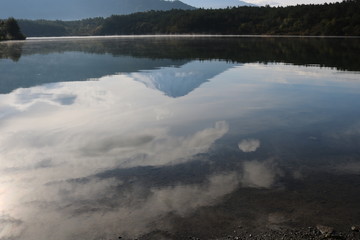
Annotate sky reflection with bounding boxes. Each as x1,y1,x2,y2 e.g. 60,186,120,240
1,57,360,239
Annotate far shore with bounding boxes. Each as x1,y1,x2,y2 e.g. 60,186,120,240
22,34,360,41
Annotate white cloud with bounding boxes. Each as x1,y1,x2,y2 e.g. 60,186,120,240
0,73,232,239
244,0,340,6
0,215,23,240
238,139,261,152
1,60,357,239
0,171,240,240
241,160,282,188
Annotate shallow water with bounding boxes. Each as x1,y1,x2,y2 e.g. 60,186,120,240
0,36,360,240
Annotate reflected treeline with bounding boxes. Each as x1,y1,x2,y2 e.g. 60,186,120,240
1,37,359,71
0,41,23,61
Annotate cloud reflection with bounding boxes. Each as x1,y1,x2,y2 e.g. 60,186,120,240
238,139,261,152
1,60,358,239
0,215,23,240
241,160,281,188
333,162,360,174
0,72,233,239
0,171,240,240
0,156,283,239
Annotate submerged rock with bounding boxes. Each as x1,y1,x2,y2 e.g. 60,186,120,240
316,225,334,237
351,225,359,232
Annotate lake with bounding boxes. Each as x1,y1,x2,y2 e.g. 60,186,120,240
0,36,360,240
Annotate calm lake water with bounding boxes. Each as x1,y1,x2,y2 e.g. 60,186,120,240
0,36,360,240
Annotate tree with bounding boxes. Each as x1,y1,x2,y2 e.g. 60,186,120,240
0,18,26,41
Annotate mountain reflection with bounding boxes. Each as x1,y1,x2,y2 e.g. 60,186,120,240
132,60,236,97
1,37,360,94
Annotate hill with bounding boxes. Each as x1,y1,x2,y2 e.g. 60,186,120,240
17,1,360,37
95,1,360,36
0,0,195,20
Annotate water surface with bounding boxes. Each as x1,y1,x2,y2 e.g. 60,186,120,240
0,37,360,240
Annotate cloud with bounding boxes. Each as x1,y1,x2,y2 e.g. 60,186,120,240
241,160,281,188
0,171,240,240
238,139,261,152
0,74,230,239
0,71,230,176
76,120,229,168
244,0,340,6
0,61,316,239
332,162,360,174
0,215,23,240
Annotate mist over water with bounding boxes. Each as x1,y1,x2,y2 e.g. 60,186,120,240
0,37,360,239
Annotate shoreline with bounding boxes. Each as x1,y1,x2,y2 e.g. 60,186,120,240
24,34,360,41
135,225,360,240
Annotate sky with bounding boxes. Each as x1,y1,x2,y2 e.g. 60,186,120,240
246,0,341,6
181,0,341,7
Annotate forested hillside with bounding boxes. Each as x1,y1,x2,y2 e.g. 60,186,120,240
19,0,360,37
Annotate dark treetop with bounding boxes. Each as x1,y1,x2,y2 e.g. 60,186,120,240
0,18,26,41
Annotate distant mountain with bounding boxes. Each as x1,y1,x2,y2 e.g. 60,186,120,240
180,0,256,8
0,0,195,20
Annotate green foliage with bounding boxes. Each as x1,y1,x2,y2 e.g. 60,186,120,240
0,18,26,41
96,1,360,36
18,18,105,37
18,0,360,37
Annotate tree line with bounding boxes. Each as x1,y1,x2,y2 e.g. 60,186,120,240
0,18,26,41
2,35,359,72
17,0,360,37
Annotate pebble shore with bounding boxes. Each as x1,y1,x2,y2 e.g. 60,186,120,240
128,225,360,240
